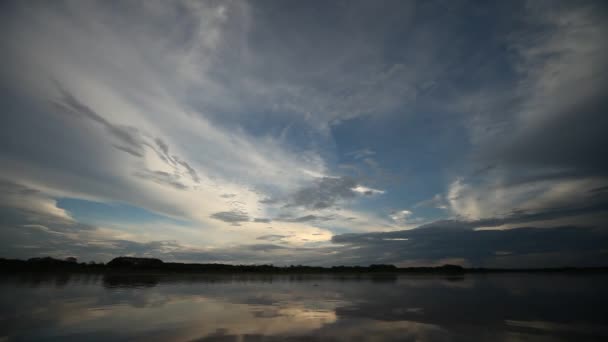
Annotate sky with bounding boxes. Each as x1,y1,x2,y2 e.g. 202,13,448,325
1,0,607,267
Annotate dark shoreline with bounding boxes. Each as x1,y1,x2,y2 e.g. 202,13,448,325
2,256,607,275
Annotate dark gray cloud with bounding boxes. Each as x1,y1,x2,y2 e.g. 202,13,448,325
134,170,188,190
264,175,377,211
173,156,200,184
332,220,608,267
488,99,608,182
276,214,336,223
289,176,358,209
149,137,200,182
463,2,608,187
210,210,250,224
245,244,286,252
494,73,608,178
53,86,146,158
154,137,169,154
256,234,290,242
253,218,272,223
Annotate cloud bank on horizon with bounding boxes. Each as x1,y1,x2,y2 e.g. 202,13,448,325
1,0,607,267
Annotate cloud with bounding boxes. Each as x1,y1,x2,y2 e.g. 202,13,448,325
0,179,327,263
277,214,336,223
494,3,608,176
0,0,341,232
134,170,188,190
53,86,146,158
256,234,290,242
346,148,376,160
446,176,608,225
446,1,608,228
0,181,89,253
1,0,607,266
0,179,150,260
288,176,382,210
259,198,279,204
389,210,419,226
332,221,608,267
245,244,287,252
54,86,201,191
5,177,606,267
210,211,250,224
352,185,385,196
414,194,448,210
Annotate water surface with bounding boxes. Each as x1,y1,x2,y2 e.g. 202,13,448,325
1,273,607,341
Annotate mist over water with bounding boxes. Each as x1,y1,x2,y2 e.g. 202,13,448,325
1,273,607,341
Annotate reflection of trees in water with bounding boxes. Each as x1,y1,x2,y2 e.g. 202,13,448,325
96,273,400,288
102,274,160,289
0,273,104,288
102,274,160,288
1,272,401,289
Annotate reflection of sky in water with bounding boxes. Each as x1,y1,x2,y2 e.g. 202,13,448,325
0,274,607,341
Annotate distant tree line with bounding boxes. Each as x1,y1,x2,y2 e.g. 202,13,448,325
0,256,466,274
1,256,606,274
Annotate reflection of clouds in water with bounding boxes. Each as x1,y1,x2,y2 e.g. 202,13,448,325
1,274,607,341
191,319,448,342
311,320,450,342
55,297,339,340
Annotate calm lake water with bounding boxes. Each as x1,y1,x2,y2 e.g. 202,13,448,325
1,273,607,341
